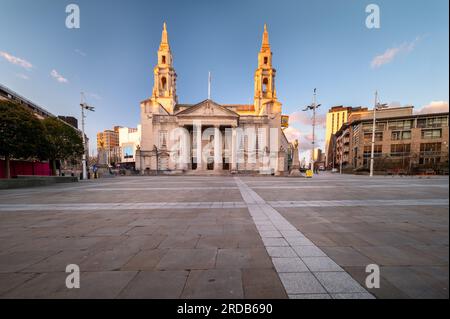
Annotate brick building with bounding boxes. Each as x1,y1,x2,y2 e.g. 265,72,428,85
97,126,122,165
333,107,449,174
325,106,369,167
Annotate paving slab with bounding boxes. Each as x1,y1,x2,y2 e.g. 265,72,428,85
279,273,327,295
181,269,244,299
118,270,188,299
241,268,287,298
156,249,217,270
215,248,273,269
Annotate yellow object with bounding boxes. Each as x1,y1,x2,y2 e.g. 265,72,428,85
281,115,289,128
306,170,313,178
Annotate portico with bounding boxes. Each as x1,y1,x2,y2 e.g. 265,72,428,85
175,100,239,172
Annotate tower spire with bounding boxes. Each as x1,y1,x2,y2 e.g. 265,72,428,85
160,22,169,50
152,22,177,113
261,23,270,50
254,24,276,112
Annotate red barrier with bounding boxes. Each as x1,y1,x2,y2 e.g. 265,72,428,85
0,160,51,178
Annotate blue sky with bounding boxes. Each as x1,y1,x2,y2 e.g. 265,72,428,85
1,0,448,156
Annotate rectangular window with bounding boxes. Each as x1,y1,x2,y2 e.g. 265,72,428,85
362,122,385,132
421,129,442,139
364,132,383,142
391,130,411,140
159,131,168,148
363,145,382,155
388,120,413,130
417,116,448,128
390,144,411,157
420,143,441,153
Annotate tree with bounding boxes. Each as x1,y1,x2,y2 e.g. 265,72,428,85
0,100,45,179
40,117,84,176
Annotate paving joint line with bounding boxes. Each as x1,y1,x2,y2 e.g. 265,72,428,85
234,177,374,299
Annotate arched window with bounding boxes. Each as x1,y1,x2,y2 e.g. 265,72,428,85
262,78,269,93
162,55,166,64
161,77,167,90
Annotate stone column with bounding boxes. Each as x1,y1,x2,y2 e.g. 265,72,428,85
214,125,222,171
195,121,202,170
179,125,189,171
290,139,301,176
231,126,237,171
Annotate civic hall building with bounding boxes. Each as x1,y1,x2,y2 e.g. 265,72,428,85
136,24,290,174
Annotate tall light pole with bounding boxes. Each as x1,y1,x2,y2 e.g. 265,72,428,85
80,92,95,180
369,91,388,177
303,88,321,173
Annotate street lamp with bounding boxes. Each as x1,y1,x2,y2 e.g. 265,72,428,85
340,140,343,175
369,91,388,177
303,88,321,174
80,93,95,180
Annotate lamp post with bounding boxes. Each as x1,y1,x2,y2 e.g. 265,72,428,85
303,88,321,174
369,91,388,177
80,93,95,180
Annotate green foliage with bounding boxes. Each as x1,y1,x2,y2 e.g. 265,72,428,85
1,100,84,177
40,117,84,163
0,100,45,160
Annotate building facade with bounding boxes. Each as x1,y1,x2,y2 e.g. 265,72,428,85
333,107,449,174
58,116,78,129
325,106,368,167
118,125,142,165
136,24,290,174
97,126,121,165
1,83,87,177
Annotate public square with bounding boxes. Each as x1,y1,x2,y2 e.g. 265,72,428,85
0,174,448,299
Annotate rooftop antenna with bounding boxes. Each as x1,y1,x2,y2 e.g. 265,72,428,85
208,71,211,100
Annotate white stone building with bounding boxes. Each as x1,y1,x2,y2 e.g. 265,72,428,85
136,23,290,174
118,125,142,164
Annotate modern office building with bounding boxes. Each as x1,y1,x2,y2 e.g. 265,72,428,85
333,106,449,174
325,106,368,166
97,126,122,165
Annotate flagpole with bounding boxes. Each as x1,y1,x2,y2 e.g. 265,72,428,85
208,71,211,100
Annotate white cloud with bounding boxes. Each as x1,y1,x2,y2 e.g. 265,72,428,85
15,73,29,80
75,49,87,57
416,101,449,114
50,69,69,83
283,126,322,152
0,51,33,70
371,37,421,69
283,126,301,143
289,111,326,128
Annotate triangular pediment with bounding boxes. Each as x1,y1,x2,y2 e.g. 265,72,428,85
176,99,239,117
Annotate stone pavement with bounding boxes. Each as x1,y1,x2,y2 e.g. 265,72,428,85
0,174,448,299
